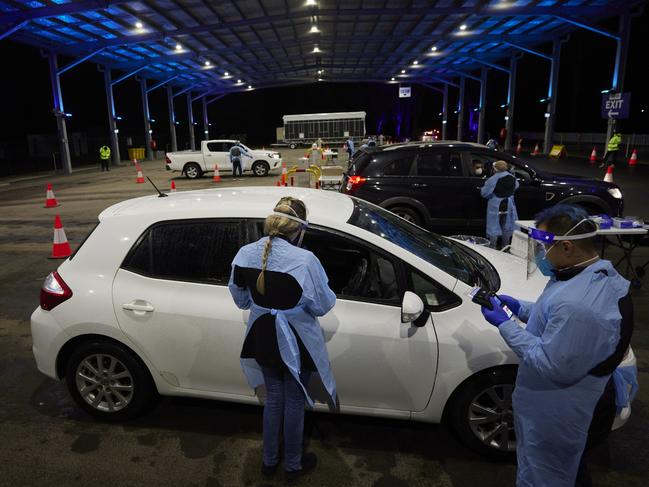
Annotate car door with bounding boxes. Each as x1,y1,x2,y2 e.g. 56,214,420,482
219,141,236,171
204,142,221,171
408,148,471,234
461,151,543,232
112,218,259,396
302,227,438,412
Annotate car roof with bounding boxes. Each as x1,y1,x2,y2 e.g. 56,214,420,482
98,187,355,226
374,141,486,152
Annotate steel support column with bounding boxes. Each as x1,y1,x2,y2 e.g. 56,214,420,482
166,86,178,153
187,92,196,151
202,97,209,140
47,53,72,174
477,68,488,144
102,67,120,165
606,13,632,145
457,77,466,141
543,40,562,154
139,79,154,161
504,55,518,151
442,84,449,140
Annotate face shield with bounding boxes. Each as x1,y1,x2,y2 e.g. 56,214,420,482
272,211,309,247
527,218,598,278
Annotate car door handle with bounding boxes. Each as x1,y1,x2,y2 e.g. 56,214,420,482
206,154,213,157
410,183,428,188
122,302,155,313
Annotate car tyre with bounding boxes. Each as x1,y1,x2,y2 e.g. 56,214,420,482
289,143,297,149
389,206,423,226
252,161,270,177
184,163,202,179
446,368,517,459
66,340,157,422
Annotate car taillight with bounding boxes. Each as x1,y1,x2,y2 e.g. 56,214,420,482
40,271,72,311
165,156,171,165
345,175,367,193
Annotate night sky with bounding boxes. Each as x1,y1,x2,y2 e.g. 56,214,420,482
0,7,647,171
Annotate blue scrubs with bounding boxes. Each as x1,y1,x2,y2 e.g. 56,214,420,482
499,260,629,486
480,171,519,243
229,237,337,407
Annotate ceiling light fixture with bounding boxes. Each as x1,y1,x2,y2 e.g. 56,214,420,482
135,21,143,29
390,77,395,81
204,60,211,66
431,46,438,51
459,24,468,31
305,0,317,6
309,25,320,34
401,69,406,74
175,43,182,51
413,60,419,65
224,71,229,76
312,46,322,53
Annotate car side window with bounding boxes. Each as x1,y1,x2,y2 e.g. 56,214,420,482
410,269,461,312
302,227,401,305
416,151,463,177
206,142,220,152
223,142,235,152
466,152,532,182
122,219,256,285
381,155,415,176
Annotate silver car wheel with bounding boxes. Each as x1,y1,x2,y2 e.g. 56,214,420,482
468,384,516,452
75,354,134,413
185,165,199,178
253,162,268,176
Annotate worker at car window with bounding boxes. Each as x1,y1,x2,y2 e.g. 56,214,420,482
229,141,252,179
228,197,337,483
480,160,518,248
480,205,636,487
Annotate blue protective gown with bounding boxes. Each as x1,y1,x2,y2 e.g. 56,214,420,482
346,139,355,156
499,260,629,486
228,237,337,407
480,171,519,240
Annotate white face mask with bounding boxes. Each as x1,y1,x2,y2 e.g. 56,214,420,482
475,168,483,176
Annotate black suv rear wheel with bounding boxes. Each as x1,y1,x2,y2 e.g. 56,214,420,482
388,206,423,226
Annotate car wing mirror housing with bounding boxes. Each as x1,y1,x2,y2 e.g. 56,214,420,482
402,291,429,327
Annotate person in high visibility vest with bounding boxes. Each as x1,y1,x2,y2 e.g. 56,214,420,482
99,145,111,172
599,133,622,168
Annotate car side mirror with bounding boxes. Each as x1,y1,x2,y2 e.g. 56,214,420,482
402,291,426,324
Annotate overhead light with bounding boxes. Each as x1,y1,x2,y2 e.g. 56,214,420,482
500,103,507,108
204,60,211,66
224,71,229,76
248,85,253,89
413,60,419,65
601,89,611,94
175,43,182,51
305,0,317,5
504,115,510,121
438,112,442,116
431,46,438,51
237,79,242,84
317,78,323,82
312,46,321,53
390,77,395,81
459,24,468,31
400,69,406,74
135,21,144,29
309,25,320,34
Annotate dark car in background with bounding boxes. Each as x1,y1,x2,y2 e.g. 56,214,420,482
341,142,624,235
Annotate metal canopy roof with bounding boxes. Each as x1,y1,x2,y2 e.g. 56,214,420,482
0,0,642,96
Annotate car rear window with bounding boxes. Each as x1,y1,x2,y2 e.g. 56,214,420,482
122,219,259,285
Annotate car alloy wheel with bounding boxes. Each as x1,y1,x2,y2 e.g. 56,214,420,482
75,353,134,413
252,162,269,177
185,163,201,179
467,384,515,452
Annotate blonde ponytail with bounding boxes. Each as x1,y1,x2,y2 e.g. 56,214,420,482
256,236,274,295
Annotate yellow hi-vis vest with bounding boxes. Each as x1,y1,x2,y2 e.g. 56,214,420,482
99,146,111,159
607,135,621,152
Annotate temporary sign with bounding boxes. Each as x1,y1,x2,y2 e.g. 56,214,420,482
399,86,412,98
601,92,631,119
549,145,567,158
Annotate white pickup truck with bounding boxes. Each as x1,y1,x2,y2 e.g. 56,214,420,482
165,140,282,179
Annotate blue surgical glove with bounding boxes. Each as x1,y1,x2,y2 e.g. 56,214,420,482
497,294,521,316
481,297,512,328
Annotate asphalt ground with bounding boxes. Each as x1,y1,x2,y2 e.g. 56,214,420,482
0,153,648,487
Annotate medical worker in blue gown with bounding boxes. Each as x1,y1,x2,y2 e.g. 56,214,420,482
480,159,519,249
229,196,336,484
481,205,637,487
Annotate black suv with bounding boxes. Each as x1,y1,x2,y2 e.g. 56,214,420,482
341,142,624,235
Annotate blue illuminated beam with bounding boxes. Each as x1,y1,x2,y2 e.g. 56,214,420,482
555,16,619,40
58,48,105,76
503,42,552,61
0,21,27,41
111,66,147,86
146,76,179,94
0,0,131,24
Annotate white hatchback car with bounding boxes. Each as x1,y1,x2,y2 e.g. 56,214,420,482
31,187,635,457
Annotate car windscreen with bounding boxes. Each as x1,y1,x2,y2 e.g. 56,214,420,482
347,199,500,290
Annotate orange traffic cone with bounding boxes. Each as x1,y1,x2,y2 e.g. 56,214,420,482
50,215,71,259
276,180,281,187
628,149,638,166
170,181,176,192
516,139,522,155
281,162,288,185
213,164,221,182
44,183,60,208
589,147,597,164
603,165,614,183
136,164,145,183
531,143,540,156
131,158,138,166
